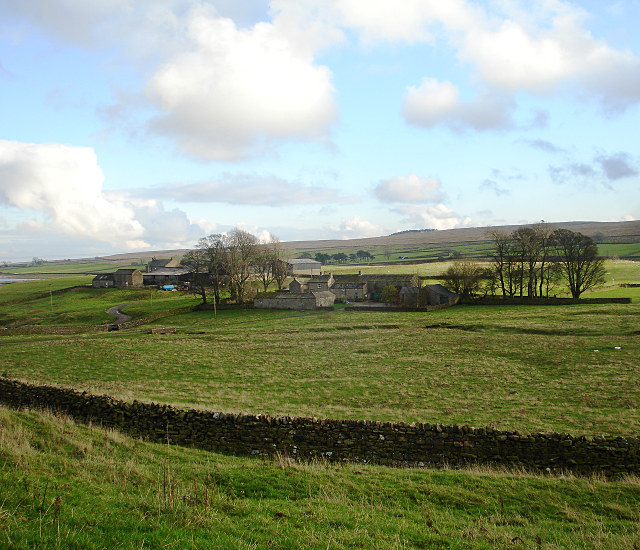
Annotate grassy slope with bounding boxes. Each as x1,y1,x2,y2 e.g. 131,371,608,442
2,407,638,549
0,280,198,326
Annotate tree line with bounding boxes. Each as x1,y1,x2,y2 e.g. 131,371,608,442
443,226,606,300
182,228,287,305
313,250,374,264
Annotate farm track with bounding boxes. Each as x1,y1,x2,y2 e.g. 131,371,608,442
106,303,134,325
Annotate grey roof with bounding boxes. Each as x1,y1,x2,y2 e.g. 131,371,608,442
332,280,366,289
143,268,191,276
308,274,333,283
114,268,141,275
148,258,179,268
92,274,114,281
286,258,321,265
425,284,458,297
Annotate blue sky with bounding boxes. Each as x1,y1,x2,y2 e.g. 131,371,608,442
0,0,639,261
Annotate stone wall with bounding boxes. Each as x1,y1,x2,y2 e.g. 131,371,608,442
1,378,638,477
470,297,632,306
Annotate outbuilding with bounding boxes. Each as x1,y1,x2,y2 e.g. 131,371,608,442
113,268,143,288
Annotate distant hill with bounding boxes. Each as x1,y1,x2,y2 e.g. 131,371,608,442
278,220,640,251
76,220,640,263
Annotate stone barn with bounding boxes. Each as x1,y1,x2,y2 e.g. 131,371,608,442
113,268,143,288
283,258,322,276
147,257,182,272
254,291,335,310
91,274,114,288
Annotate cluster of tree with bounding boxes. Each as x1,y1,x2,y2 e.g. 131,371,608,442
442,226,606,300
313,250,375,264
182,228,286,305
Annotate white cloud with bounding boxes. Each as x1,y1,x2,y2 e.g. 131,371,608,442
374,174,443,203
146,8,337,161
393,204,471,230
402,79,515,130
326,215,385,239
0,140,210,249
396,2,640,128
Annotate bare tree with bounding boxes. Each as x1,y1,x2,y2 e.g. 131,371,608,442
255,234,282,292
225,228,259,303
197,233,227,305
182,248,211,305
552,229,605,299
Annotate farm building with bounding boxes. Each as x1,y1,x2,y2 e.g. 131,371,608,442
424,284,459,305
307,273,334,291
147,257,182,272
254,291,335,310
359,274,419,299
143,268,192,286
331,275,368,301
91,274,114,288
283,258,322,276
288,278,308,294
113,269,143,288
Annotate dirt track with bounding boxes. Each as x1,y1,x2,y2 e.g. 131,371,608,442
106,303,132,325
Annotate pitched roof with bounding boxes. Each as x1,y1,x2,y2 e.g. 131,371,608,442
148,258,178,268
285,258,321,265
425,284,458,297
308,274,333,283
92,274,114,281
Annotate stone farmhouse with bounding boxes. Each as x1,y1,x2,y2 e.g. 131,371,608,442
255,272,459,310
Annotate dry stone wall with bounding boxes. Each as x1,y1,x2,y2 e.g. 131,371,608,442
1,379,638,477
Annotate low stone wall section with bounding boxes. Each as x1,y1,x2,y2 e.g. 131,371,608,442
1,379,638,477
470,297,631,306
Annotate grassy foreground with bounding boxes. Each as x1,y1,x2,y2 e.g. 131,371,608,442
2,407,639,549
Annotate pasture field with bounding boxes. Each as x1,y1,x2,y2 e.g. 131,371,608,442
2,298,638,436
1,262,639,548
0,282,197,327
1,407,639,549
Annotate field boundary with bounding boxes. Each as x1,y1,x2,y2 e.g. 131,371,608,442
469,296,632,306
1,378,638,477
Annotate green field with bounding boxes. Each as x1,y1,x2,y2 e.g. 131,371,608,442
0,281,198,327
1,261,640,547
2,407,639,549
1,278,638,436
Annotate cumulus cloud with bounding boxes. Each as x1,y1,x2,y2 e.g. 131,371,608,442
392,204,471,231
0,140,209,249
146,8,337,161
374,174,443,203
402,79,515,130
325,215,385,239
395,2,640,129
142,174,351,206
